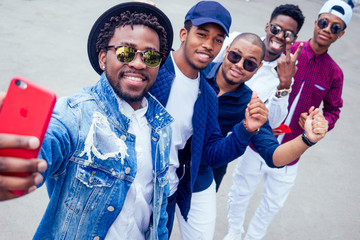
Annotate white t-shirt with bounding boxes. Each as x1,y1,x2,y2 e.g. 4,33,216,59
166,52,200,196
106,97,152,240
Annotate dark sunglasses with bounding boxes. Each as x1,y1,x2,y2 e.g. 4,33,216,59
227,50,258,72
317,18,343,35
269,24,297,42
106,45,164,68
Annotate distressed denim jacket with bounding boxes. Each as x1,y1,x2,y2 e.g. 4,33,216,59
34,74,173,240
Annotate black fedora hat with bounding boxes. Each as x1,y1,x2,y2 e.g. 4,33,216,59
87,2,173,75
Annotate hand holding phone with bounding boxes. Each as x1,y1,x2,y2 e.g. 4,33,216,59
0,77,56,196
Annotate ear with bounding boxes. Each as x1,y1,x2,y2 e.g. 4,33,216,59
179,27,188,43
98,50,106,71
338,30,345,38
224,45,229,55
265,22,270,33
221,45,230,61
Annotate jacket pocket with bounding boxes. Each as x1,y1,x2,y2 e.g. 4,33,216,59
64,164,115,214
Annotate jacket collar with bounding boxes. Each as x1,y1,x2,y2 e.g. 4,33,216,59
92,73,173,132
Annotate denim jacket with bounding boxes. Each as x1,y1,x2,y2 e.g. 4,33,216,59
34,74,173,240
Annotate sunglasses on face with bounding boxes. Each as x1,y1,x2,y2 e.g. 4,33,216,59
227,50,258,72
317,18,343,35
106,45,164,68
269,24,297,42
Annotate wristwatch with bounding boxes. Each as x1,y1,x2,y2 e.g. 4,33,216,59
276,88,290,98
301,132,316,147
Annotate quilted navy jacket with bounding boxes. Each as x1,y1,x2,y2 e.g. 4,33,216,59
150,55,255,220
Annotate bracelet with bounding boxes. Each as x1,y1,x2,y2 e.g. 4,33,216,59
301,132,316,147
243,120,260,134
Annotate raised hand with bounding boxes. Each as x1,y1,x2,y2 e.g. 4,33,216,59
303,108,328,143
276,38,303,90
244,91,268,133
298,106,315,130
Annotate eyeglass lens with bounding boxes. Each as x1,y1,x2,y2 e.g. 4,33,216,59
227,51,258,72
269,24,296,42
317,19,343,35
112,46,162,68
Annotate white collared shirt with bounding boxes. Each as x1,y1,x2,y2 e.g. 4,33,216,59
106,97,153,240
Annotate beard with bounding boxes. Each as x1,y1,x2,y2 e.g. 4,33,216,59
106,71,148,104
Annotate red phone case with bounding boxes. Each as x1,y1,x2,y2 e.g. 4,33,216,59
274,124,292,133
0,77,56,195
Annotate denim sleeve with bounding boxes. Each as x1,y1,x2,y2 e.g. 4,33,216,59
39,97,79,184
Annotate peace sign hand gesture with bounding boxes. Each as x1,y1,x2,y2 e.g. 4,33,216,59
276,37,303,91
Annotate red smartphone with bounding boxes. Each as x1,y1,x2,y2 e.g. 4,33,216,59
0,77,56,195
274,124,292,134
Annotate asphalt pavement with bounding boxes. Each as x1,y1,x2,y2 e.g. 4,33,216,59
0,0,359,239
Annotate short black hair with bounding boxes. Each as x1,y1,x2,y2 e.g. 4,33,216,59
270,4,305,33
230,33,266,61
96,10,168,54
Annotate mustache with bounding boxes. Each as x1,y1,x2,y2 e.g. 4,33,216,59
119,70,149,81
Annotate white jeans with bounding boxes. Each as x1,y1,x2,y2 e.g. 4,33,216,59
176,180,216,240
227,147,298,240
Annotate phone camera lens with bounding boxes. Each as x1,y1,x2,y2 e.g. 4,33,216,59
15,80,27,89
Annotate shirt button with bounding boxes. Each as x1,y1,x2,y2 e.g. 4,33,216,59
120,135,126,141
125,167,131,174
93,237,100,240
107,206,115,212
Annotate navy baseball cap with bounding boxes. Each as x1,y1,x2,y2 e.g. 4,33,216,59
185,1,231,36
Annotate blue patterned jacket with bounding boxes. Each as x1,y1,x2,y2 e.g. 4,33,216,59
150,55,255,220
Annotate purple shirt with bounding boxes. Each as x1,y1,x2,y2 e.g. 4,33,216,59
281,40,343,165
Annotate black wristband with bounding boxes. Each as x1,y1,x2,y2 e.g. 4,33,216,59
302,132,316,147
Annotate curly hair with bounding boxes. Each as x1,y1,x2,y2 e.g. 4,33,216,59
96,11,168,55
270,4,305,33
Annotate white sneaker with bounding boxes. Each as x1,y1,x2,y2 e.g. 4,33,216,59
223,231,242,240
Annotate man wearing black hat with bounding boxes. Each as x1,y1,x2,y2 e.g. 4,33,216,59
0,2,174,239
150,1,269,239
